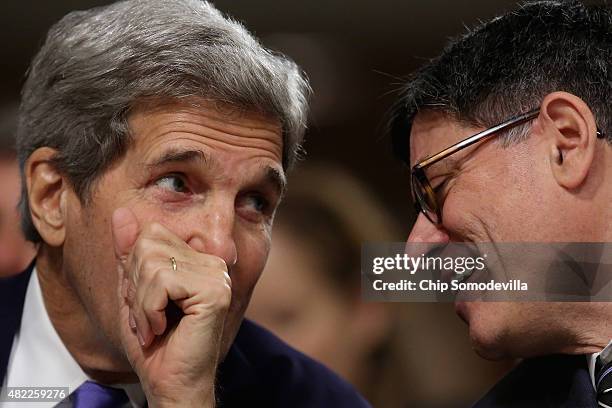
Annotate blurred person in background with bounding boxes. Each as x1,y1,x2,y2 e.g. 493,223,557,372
0,105,35,277
390,1,611,407
248,164,511,407
247,163,412,407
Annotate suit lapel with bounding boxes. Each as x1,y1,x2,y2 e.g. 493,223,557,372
0,264,34,386
216,338,258,403
550,355,598,408
474,354,598,408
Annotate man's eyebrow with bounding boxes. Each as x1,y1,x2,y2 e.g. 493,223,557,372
262,166,287,197
146,148,209,169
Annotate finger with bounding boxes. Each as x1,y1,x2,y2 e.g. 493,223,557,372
193,254,229,273
112,207,141,307
111,207,140,265
125,233,172,304
142,265,171,337
130,265,153,346
170,265,232,317
126,227,182,289
139,257,228,339
144,295,167,337
116,263,142,367
139,260,191,338
126,278,137,307
139,222,188,251
142,269,180,336
128,307,137,331
132,258,175,346
116,263,128,311
132,300,153,347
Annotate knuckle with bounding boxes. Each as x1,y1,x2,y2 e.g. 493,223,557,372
140,257,156,275
211,256,228,272
198,277,232,313
151,266,170,288
143,305,159,320
147,222,166,236
133,237,149,258
197,254,227,272
223,271,232,288
137,260,167,289
190,280,231,318
132,308,147,328
213,279,232,309
126,282,137,305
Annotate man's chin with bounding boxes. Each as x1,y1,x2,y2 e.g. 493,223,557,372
470,335,508,361
455,301,508,361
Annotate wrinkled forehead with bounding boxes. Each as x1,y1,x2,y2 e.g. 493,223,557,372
128,99,284,162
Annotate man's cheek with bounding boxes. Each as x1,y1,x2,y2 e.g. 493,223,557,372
241,230,271,267
439,193,469,234
444,187,496,241
122,204,164,230
233,242,268,297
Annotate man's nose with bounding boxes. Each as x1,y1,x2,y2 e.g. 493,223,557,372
186,199,238,269
407,213,450,244
405,213,451,259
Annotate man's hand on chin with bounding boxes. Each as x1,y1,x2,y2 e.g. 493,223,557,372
111,207,232,407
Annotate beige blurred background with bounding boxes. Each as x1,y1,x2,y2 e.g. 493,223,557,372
0,1,534,406
245,164,514,407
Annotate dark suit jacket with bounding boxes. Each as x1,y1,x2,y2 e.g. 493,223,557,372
473,353,597,408
0,265,370,408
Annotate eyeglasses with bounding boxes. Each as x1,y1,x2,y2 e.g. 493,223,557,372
410,109,605,225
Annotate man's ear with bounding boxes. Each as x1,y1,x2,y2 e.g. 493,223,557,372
25,147,68,247
540,91,599,190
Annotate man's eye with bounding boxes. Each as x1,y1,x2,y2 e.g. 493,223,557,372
433,178,450,205
246,194,269,213
237,192,275,223
154,174,188,193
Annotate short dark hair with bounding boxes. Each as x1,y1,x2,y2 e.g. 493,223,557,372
389,0,611,164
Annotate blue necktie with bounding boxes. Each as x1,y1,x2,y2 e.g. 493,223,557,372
72,380,129,408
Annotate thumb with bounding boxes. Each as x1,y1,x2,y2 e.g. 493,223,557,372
111,207,140,263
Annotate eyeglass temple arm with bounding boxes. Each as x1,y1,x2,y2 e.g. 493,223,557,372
416,109,541,169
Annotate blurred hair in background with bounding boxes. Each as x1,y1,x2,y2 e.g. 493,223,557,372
247,164,410,407
0,104,35,277
247,164,513,407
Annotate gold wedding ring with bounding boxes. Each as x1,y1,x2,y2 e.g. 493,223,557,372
170,256,177,272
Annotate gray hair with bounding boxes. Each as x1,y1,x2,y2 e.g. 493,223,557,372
389,0,611,164
17,0,311,243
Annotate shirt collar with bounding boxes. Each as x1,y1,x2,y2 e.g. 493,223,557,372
3,267,146,408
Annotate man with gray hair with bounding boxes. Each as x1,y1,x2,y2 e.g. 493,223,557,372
0,1,369,407
390,1,610,407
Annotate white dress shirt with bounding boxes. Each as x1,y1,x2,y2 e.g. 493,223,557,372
1,268,146,408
